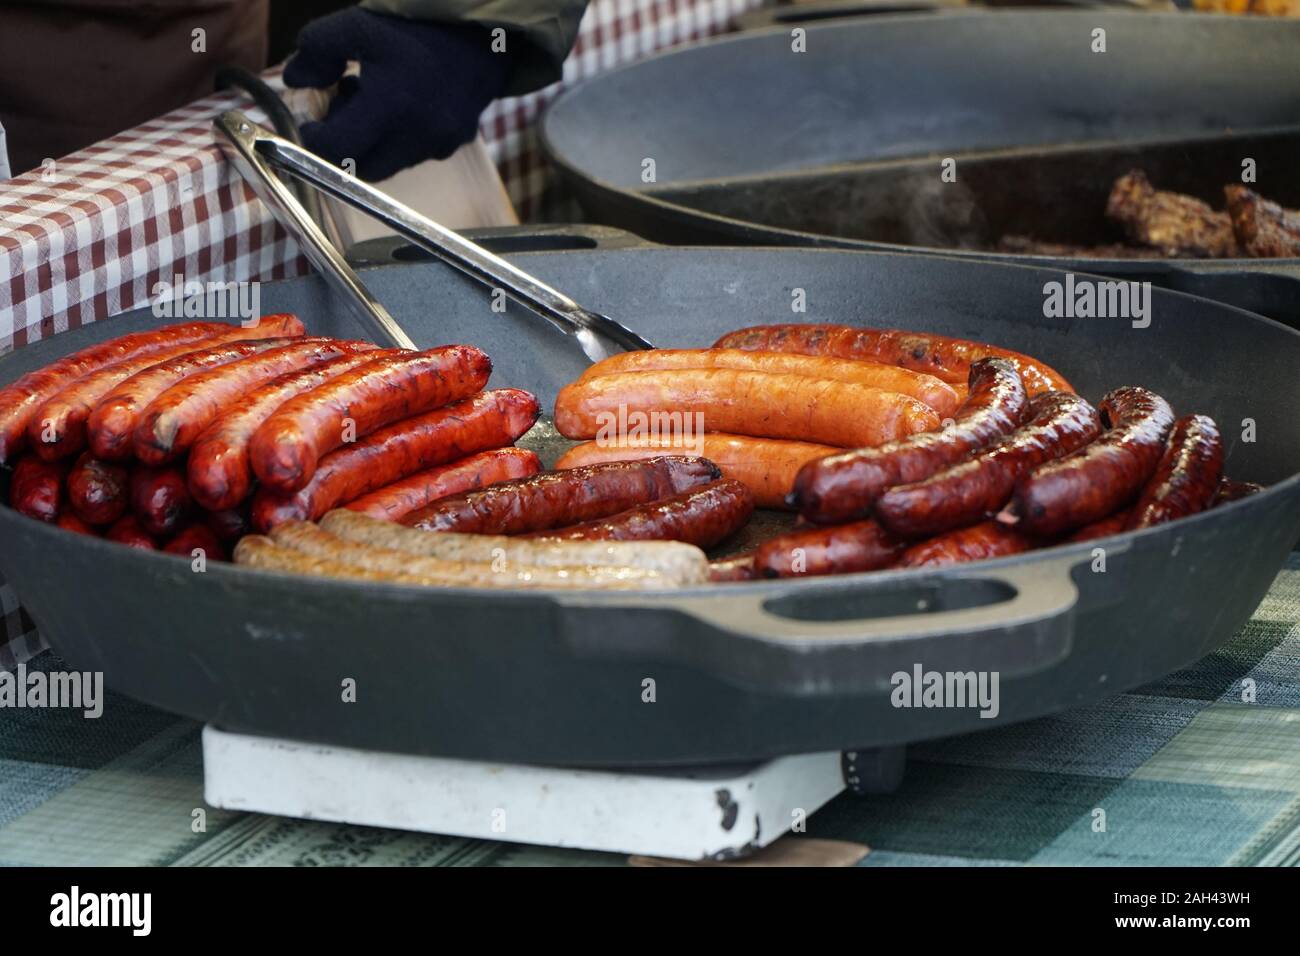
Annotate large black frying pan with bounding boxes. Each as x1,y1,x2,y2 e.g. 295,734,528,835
1,230,1297,767
540,10,1300,324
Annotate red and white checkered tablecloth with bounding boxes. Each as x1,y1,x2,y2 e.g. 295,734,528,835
0,0,768,668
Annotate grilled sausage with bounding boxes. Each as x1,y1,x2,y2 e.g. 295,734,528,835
1066,511,1130,543
254,521,704,590
27,315,304,461
0,320,239,464
1124,414,1223,530
162,523,228,562
105,514,157,549
250,389,541,531
530,478,755,549
792,357,1028,525
578,348,960,416
132,339,379,466
554,433,840,510
1213,477,1265,506
999,386,1174,537
553,369,941,448
203,506,251,543
186,349,404,511
752,520,904,578
713,323,1073,395
56,512,98,536
249,346,491,493
404,456,720,534
130,465,192,537
343,447,542,522
319,508,710,578
897,521,1033,568
707,554,758,582
67,453,130,525
8,456,67,522
875,391,1101,538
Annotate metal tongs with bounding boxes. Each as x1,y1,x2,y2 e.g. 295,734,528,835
214,110,653,361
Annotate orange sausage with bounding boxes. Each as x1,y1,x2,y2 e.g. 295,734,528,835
554,369,940,449
555,433,839,510
578,349,959,416
713,324,1072,396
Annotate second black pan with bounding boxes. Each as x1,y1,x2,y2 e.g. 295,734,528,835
1,233,1297,766
540,11,1300,323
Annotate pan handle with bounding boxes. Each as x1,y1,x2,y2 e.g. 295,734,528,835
557,553,1084,696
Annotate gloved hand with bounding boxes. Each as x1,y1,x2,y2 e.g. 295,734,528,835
284,8,513,181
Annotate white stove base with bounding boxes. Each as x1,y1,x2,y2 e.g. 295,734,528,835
202,726,845,861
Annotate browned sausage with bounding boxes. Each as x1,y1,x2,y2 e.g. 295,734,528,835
530,478,755,549
67,453,130,525
404,456,721,534
712,324,1073,395
1213,477,1265,506
56,512,98,536
999,387,1174,537
897,521,1033,568
875,391,1102,538
133,339,379,466
163,523,228,562
0,320,239,464
186,349,404,511
86,334,326,460
249,346,492,493
792,357,1028,525
250,390,541,531
752,520,904,578
203,506,251,543
344,447,542,522
708,554,757,582
1124,414,1223,530
554,369,941,448
8,456,67,522
130,465,192,537
105,514,157,549
1066,511,1130,543
26,315,305,462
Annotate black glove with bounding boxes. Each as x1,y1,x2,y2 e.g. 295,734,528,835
283,8,513,181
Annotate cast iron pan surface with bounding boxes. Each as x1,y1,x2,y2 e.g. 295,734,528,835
541,11,1300,323
2,240,1298,766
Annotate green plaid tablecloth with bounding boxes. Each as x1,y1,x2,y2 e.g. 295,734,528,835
3,555,1299,867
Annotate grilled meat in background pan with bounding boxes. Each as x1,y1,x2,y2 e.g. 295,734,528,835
999,170,1300,259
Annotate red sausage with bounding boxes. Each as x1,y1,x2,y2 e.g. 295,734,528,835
999,386,1174,537
752,520,904,578
712,323,1073,395
249,346,492,493
130,465,192,537
1124,414,1223,530
56,512,98,536
404,456,722,534
27,315,304,461
1213,477,1265,506
875,391,1101,538
1066,512,1130,543
163,523,228,562
898,521,1033,568
105,514,157,550
530,478,755,549
66,453,130,525
8,457,67,522
0,320,235,464
133,338,378,466
791,357,1028,525
250,389,541,531
343,447,543,522
186,349,404,511
203,507,252,544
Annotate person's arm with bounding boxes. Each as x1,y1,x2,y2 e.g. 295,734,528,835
362,0,588,95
